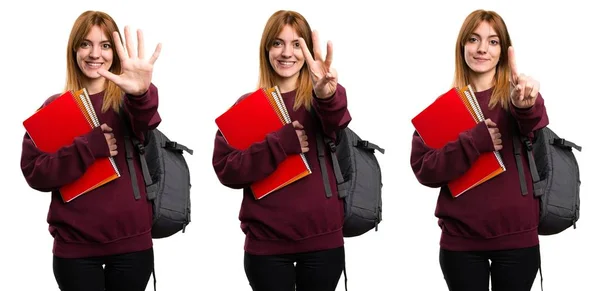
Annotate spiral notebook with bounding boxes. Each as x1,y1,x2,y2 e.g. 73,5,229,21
215,86,311,200
22,88,120,202
411,85,506,197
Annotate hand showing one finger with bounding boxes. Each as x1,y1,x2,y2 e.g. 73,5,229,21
508,46,539,109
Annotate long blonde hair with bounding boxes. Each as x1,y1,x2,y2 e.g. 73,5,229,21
258,10,314,111
65,10,123,113
453,9,513,110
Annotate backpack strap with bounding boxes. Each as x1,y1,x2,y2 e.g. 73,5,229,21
311,110,346,198
550,138,582,151
511,116,542,196
354,140,385,154
164,141,194,155
118,105,157,200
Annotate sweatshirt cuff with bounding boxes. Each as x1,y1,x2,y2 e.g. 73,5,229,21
470,121,495,153
276,123,302,155
86,126,111,158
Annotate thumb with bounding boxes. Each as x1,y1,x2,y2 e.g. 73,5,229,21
97,68,118,84
101,123,113,132
292,120,303,129
484,118,496,127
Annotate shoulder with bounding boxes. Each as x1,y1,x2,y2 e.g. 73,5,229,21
39,93,62,109
235,92,252,105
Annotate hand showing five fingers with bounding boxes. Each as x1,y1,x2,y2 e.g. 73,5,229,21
97,26,162,96
298,30,337,99
508,46,539,109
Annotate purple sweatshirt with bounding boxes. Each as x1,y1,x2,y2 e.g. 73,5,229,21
20,84,161,258
411,87,549,251
212,84,352,255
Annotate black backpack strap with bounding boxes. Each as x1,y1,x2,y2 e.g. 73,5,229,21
354,140,385,154
311,110,345,198
118,106,156,200
164,141,194,155
511,114,543,196
550,138,582,151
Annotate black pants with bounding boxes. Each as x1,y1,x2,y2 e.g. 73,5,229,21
439,245,540,291
244,246,345,291
53,248,154,291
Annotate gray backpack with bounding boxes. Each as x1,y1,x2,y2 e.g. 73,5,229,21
314,125,385,237
512,126,582,235
121,112,194,239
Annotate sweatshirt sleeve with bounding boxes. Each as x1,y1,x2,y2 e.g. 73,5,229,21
123,83,161,143
311,83,352,140
410,121,496,188
212,123,302,189
20,126,111,192
509,93,549,137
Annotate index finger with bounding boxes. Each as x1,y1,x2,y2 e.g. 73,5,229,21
112,31,127,60
508,46,519,82
298,37,315,66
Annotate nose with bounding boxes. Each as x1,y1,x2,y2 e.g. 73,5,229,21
89,45,101,59
477,42,488,54
281,44,293,58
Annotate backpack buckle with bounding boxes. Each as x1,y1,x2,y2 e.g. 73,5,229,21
136,143,145,155
357,140,369,148
524,139,533,151
165,141,177,149
327,141,336,152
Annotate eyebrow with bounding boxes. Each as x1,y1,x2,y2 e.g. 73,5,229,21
274,37,299,42
471,32,499,38
82,38,111,43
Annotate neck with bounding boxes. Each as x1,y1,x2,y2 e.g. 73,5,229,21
83,77,107,95
469,70,495,92
276,75,298,94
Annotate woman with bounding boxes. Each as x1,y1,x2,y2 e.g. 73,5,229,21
20,10,162,291
212,10,351,291
410,9,549,291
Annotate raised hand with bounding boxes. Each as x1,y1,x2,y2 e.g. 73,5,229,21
508,46,539,109
298,30,337,99
98,26,162,96
101,123,118,156
485,119,502,151
293,120,309,153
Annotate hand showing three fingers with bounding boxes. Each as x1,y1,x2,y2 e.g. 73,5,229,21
508,47,539,109
298,30,337,99
97,26,162,96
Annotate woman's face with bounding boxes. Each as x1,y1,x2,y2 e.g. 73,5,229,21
463,21,501,76
268,24,305,81
76,25,114,80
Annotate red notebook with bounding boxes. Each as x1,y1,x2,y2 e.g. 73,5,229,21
411,85,505,197
23,89,120,202
215,87,311,199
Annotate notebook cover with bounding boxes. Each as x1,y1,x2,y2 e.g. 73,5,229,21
215,88,311,199
411,87,505,197
22,90,120,202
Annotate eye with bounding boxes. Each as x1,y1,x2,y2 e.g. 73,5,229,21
293,42,301,48
102,43,112,49
79,41,91,48
468,37,478,43
490,39,499,45
272,40,282,47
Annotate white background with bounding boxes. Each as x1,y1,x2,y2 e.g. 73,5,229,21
1,0,597,290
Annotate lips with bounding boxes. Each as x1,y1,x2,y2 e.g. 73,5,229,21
85,62,103,69
277,60,296,68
